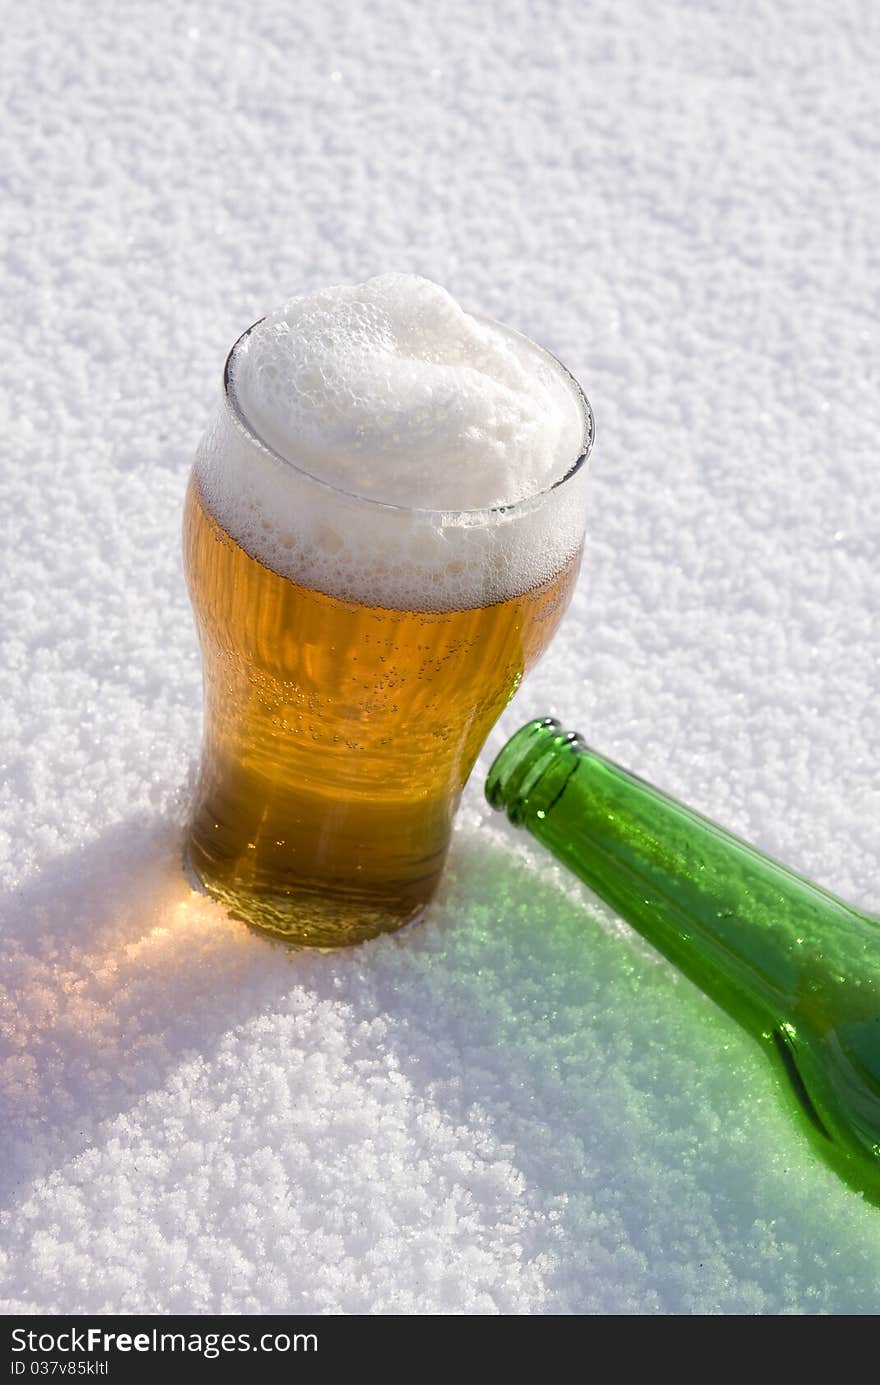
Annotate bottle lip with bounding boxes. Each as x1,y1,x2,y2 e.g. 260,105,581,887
486,717,583,823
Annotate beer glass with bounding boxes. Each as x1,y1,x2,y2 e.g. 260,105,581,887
184,318,593,946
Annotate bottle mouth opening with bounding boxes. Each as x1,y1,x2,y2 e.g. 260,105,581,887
486,717,584,823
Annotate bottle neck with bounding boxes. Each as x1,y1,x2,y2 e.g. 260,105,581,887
487,718,877,1032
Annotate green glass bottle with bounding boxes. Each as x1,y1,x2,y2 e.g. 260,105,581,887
486,718,880,1202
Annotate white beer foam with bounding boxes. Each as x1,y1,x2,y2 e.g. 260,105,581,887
232,275,585,509
196,275,590,611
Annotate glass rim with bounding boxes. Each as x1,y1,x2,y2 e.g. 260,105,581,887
221,313,594,522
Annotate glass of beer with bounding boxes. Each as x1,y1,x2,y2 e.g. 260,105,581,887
183,281,593,947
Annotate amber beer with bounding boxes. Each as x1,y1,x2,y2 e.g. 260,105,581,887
184,312,592,946
185,480,582,945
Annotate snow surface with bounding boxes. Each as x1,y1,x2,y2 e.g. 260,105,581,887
1,0,878,1315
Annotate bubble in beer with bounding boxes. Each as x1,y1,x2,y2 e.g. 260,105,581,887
196,274,591,612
